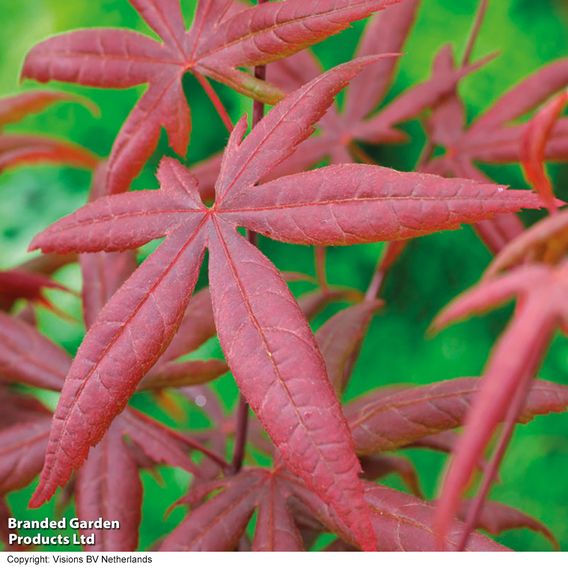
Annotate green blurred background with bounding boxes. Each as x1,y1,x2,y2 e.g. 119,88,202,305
1,0,567,552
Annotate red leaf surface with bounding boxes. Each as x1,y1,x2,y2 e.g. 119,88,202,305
207,219,374,549
22,0,396,194
75,420,142,552
0,312,70,390
28,59,546,549
363,484,505,551
432,261,568,546
287,473,505,551
0,415,51,494
520,90,568,212
347,377,568,455
486,209,568,277
0,269,70,313
0,134,98,173
29,220,207,507
0,90,96,129
316,300,382,393
224,165,543,245
457,499,558,549
160,469,263,551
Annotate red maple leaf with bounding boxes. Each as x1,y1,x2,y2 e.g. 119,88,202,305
0,91,98,173
22,0,399,195
28,58,544,551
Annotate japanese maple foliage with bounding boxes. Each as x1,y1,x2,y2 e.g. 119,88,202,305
1,0,567,554
21,0,399,195
0,91,98,174
27,54,546,549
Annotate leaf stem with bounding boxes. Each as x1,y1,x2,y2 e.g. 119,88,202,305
456,306,553,550
231,0,268,474
230,395,250,474
314,246,328,290
349,142,376,165
418,0,488,173
456,374,530,550
461,0,489,67
416,136,435,171
364,240,408,301
194,72,234,133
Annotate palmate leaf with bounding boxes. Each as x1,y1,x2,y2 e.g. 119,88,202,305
0,252,224,551
422,48,568,254
160,466,503,551
75,403,225,551
22,0,398,195
425,57,568,178
267,2,488,155
431,261,568,546
29,58,544,551
193,0,487,200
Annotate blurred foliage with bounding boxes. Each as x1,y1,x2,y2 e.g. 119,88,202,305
1,0,567,552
